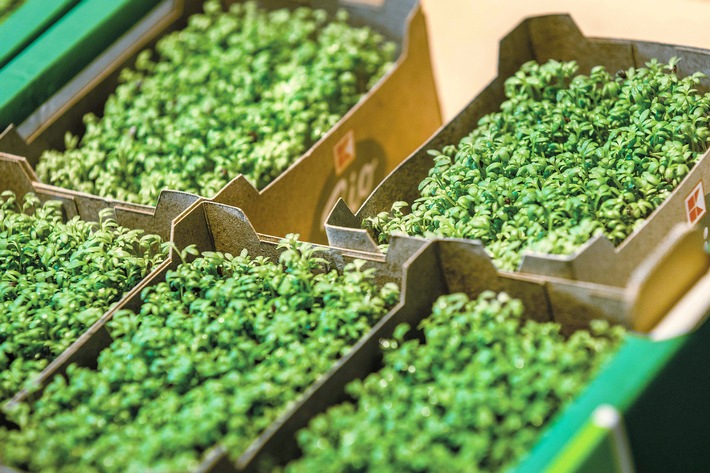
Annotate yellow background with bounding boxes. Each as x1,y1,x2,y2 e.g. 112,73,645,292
420,0,710,120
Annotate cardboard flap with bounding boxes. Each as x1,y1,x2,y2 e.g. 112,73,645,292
527,15,589,63
153,188,200,215
326,197,360,228
437,239,552,322
115,189,200,241
627,224,710,333
28,184,80,218
515,14,634,75
519,234,622,286
633,42,710,88
0,152,40,198
71,194,135,223
203,202,264,258
212,174,261,209
0,152,84,221
545,279,628,333
385,234,428,267
325,198,381,252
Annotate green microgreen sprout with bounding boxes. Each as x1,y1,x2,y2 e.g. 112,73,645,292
36,0,396,205
0,234,400,472
285,291,626,472
0,191,169,403
364,58,710,271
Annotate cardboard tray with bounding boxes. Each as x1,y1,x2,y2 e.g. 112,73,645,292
0,0,79,70
3,197,704,472
325,13,710,288
237,223,710,473
0,191,710,471
0,0,163,128
0,0,442,244
0,198,429,471
0,153,199,422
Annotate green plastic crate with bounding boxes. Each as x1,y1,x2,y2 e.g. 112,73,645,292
545,405,635,473
0,0,162,128
0,0,79,69
516,319,710,472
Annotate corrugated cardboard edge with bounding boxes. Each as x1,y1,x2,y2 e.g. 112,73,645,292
326,13,710,288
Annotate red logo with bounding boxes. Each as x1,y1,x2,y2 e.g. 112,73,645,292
334,130,356,176
685,181,706,225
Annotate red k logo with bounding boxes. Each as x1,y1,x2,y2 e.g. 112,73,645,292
334,130,356,176
685,181,706,225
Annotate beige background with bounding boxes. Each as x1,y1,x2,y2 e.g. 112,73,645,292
420,0,710,120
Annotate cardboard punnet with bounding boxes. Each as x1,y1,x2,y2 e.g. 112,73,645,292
0,199,432,471
0,153,199,424
236,224,710,473
325,13,710,288
0,0,163,128
1,194,705,471
0,0,441,245
0,196,641,472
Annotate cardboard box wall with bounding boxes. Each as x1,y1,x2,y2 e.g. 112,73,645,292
325,13,710,288
0,0,442,244
523,226,710,473
0,152,199,241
